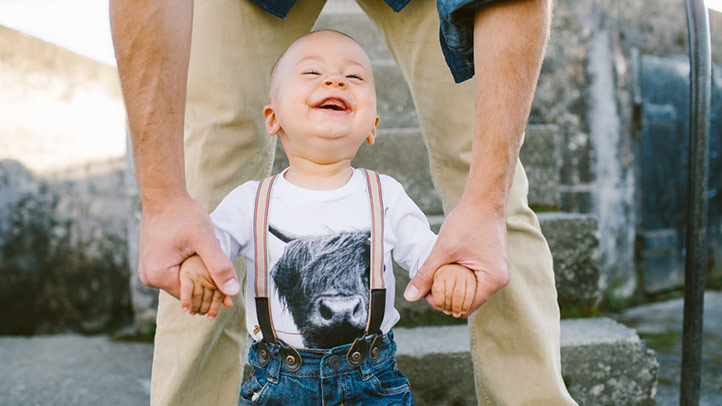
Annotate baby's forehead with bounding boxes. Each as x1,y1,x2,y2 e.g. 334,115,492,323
272,31,372,78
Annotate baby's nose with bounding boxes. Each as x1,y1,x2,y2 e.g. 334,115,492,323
322,76,347,89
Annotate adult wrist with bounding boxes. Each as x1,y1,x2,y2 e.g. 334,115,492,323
456,192,507,218
139,184,190,214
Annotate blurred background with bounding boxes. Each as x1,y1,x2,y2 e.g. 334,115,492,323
0,0,721,405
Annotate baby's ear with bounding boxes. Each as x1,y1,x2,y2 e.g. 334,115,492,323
366,116,380,145
263,104,281,136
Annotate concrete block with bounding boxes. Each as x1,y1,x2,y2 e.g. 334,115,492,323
520,125,562,208
395,326,475,406
560,318,659,406
372,61,418,129
0,159,132,334
392,318,658,406
393,213,601,325
314,6,394,62
539,212,602,308
559,187,595,214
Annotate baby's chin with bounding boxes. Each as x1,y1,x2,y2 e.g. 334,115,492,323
307,126,367,142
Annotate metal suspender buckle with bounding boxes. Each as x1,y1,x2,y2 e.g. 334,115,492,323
346,336,369,368
368,333,382,363
279,341,303,372
256,341,271,368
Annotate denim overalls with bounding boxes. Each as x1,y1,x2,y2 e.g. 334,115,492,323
241,169,413,406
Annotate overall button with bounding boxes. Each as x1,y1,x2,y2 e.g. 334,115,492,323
328,354,341,369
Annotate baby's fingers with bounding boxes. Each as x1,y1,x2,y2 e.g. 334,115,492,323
179,273,195,313
451,279,468,317
444,279,455,314
198,287,215,315
431,278,446,312
189,280,204,315
207,290,224,320
460,277,476,317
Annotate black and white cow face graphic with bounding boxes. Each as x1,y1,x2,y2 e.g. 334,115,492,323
270,225,371,348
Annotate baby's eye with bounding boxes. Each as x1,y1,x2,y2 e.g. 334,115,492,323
302,70,320,76
346,74,364,81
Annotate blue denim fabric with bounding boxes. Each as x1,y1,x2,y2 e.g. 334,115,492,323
240,332,413,406
249,0,410,19
436,0,504,83
247,0,505,84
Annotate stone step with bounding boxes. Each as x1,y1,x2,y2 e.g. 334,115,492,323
314,1,392,61
272,125,564,213
392,212,601,325
393,318,658,406
371,61,418,129
518,124,561,209
538,212,601,309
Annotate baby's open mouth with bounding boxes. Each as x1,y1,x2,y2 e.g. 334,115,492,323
315,98,350,112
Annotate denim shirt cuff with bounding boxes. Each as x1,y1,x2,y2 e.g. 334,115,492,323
436,0,506,83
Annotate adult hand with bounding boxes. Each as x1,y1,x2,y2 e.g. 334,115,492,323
138,194,238,308
404,200,510,316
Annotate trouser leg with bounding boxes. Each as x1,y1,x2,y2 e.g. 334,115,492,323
150,1,325,405
354,1,576,404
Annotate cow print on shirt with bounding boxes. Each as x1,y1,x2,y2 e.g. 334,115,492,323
269,225,373,349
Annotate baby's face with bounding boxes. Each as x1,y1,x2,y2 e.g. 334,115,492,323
264,31,379,166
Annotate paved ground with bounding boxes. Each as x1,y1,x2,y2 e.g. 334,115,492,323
1,291,720,405
614,291,722,406
0,334,153,406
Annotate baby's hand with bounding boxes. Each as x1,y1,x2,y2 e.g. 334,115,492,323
431,264,477,318
179,255,232,320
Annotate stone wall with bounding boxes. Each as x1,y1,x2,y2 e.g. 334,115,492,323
0,26,131,334
533,1,722,304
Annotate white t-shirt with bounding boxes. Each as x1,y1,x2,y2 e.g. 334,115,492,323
211,168,437,349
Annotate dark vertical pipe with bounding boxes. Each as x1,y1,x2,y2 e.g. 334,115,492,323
681,0,711,405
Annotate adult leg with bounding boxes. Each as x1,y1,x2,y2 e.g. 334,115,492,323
150,1,325,405
355,0,576,404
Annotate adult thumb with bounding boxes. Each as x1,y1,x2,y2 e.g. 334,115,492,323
404,249,446,302
196,240,239,296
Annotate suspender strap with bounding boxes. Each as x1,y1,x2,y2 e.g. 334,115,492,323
349,170,387,367
253,175,278,343
363,169,385,292
361,168,386,335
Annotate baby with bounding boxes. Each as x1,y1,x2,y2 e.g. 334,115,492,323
178,30,476,405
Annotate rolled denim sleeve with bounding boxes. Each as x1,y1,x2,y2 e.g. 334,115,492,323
436,0,505,83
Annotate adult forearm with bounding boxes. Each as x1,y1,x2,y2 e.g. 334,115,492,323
465,0,551,208
110,0,194,209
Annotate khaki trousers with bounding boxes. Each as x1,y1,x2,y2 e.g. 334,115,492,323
150,0,577,405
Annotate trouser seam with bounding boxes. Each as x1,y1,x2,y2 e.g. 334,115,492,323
469,319,495,406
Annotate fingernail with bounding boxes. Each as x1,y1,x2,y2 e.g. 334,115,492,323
403,285,419,301
182,306,188,313
207,315,215,321
453,312,460,318
223,279,241,295
443,310,451,315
